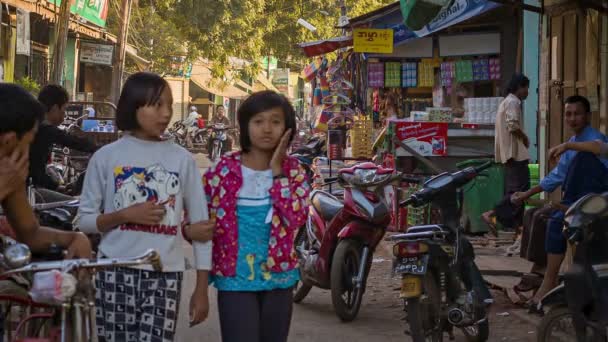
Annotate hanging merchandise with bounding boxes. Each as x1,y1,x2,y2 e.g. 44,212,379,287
367,62,385,88
401,62,418,88
472,59,490,81
301,59,321,82
384,62,401,88
455,60,473,83
440,61,454,87
418,62,435,87
319,72,330,98
313,86,322,106
351,115,374,158
489,58,501,80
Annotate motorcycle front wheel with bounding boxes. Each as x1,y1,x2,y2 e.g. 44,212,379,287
330,239,368,322
211,143,221,161
406,272,443,342
293,226,312,303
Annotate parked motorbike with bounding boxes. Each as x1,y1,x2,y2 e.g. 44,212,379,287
291,134,326,180
537,192,608,342
388,162,494,342
293,162,404,321
47,146,89,196
208,123,232,162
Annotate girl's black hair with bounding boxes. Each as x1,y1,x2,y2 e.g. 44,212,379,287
116,72,171,131
505,73,530,96
237,91,296,153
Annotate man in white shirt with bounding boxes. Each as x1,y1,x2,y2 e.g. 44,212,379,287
482,74,531,235
183,106,200,148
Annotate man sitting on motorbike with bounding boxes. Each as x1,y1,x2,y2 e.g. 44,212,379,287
0,83,93,260
512,95,608,312
183,106,201,148
208,105,233,154
29,85,98,191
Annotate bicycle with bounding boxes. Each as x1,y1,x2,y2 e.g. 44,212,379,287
0,238,162,342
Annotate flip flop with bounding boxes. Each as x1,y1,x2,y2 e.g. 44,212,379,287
481,213,498,237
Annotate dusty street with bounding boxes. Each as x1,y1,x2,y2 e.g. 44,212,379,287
179,154,539,342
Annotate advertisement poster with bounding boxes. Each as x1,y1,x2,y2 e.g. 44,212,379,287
394,121,448,156
47,0,109,28
16,9,30,56
271,68,290,96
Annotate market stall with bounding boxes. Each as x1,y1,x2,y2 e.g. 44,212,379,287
349,2,520,172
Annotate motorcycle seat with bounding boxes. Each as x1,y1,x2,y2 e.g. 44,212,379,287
311,190,344,221
406,224,450,234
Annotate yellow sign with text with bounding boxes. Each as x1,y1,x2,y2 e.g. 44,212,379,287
353,28,394,54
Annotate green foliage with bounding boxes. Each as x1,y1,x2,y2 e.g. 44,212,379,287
107,0,395,75
14,76,41,96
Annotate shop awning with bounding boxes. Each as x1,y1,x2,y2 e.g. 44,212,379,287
254,73,280,92
298,36,353,57
348,0,500,47
190,63,249,99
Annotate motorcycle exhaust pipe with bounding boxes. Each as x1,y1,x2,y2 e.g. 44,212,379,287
447,308,465,326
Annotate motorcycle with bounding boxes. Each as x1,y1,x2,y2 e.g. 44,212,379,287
388,162,494,342
208,123,232,162
290,134,326,181
47,147,89,196
293,162,404,321
537,192,608,342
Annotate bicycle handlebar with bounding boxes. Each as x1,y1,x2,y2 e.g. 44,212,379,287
1,249,162,276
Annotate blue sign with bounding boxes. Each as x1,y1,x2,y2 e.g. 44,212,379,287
370,0,500,47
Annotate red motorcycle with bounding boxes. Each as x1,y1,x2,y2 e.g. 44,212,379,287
293,162,409,321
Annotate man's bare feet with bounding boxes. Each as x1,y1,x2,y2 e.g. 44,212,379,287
481,210,498,236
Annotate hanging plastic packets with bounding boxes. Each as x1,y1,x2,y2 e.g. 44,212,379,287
489,58,501,80
473,59,490,81
418,62,435,87
367,62,384,88
455,60,473,83
401,62,418,88
313,86,322,106
384,62,401,88
319,73,330,98
440,62,454,87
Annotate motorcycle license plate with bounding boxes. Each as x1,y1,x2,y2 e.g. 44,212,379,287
177,128,184,135
393,255,428,275
400,275,422,298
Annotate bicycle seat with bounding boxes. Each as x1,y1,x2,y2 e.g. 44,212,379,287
311,190,343,222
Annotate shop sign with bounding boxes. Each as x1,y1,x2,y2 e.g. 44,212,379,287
47,0,109,28
80,42,114,66
16,9,30,56
394,121,448,156
353,28,394,54
271,68,290,95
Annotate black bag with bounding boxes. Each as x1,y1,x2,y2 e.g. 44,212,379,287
520,206,552,267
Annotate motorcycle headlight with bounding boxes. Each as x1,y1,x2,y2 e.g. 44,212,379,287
354,169,377,184
580,195,608,215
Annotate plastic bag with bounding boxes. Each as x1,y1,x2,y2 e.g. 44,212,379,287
29,270,77,305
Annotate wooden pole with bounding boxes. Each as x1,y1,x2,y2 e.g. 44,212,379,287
111,0,132,103
50,0,71,85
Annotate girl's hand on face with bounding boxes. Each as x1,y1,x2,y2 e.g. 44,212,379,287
270,129,292,177
120,202,166,225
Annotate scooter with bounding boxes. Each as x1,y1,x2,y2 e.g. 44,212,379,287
388,162,494,342
208,123,232,162
537,192,608,342
293,162,405,322
290,134,326,180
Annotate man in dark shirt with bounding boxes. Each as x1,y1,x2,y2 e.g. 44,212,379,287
29,85,97,190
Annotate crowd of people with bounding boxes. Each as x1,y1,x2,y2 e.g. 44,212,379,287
0,73,310,342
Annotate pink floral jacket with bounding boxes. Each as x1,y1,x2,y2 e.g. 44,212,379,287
203,152,310,277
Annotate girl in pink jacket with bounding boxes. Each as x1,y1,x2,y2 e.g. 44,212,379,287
203,91,310,342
